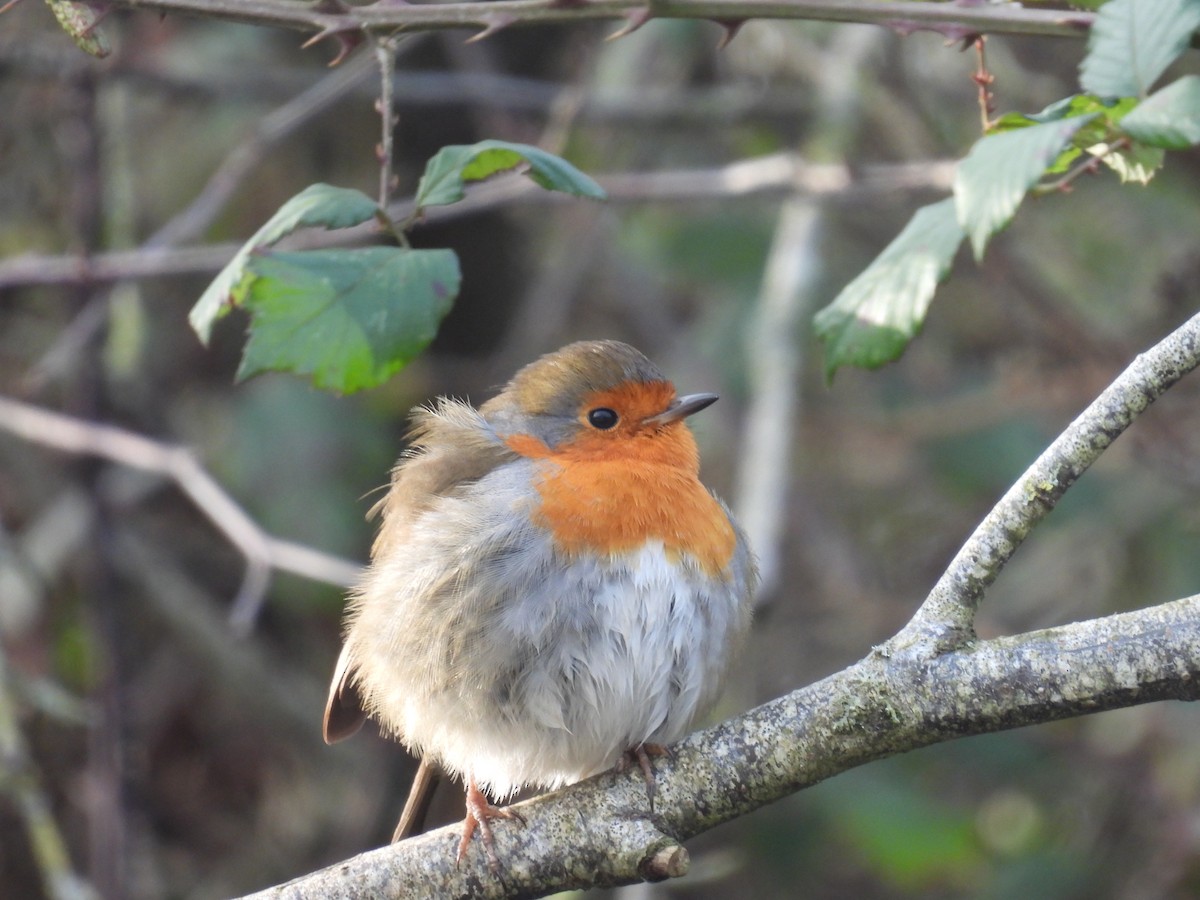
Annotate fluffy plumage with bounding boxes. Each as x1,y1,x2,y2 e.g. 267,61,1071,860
324,340,756,852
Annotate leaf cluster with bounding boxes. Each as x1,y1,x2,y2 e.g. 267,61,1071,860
190,141,603,393
815,0,1200,378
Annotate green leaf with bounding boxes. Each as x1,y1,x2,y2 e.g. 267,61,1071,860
415,140,606,209
989,97,1126,177
1025,94,1093,124
237,247,460,393
1120,74,1200,148
46,0,111,58
189,184,381,344
988,111,1041,133
1029,94,1136,124
814,199,964,379
1080,0,1200,98
955,115,1096,260
1043,145,1084,175
992,97,1131,167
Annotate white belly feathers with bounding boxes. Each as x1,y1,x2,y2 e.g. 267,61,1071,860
344,462,748,798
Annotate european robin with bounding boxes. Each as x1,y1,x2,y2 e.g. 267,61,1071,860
323,340,756,867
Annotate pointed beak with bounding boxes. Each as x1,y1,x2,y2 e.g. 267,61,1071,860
644,392,719,426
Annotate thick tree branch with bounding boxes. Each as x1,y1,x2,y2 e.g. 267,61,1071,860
242,594,1200,899
104,0,1093,42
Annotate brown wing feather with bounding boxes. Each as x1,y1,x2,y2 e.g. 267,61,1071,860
365,399,519,554
324,400,515,747
322,644,366,744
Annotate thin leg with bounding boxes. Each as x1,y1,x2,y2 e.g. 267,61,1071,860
616,742,671,811
392,757,441,843
456,778,525,872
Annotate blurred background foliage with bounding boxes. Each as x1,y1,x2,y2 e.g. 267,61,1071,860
2,3,1200,898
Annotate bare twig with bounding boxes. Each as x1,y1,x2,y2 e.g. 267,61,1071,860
0,395,362,629
147,51,378,250
971,35,995,132
374,38,399,211
0,155,956,289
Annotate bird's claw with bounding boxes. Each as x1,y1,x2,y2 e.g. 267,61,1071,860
457,780,525,872
616,742,671,811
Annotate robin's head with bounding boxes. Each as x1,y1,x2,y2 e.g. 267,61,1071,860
482,341,718,468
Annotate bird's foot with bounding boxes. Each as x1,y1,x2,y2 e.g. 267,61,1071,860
457,779,526,872
616,742,671,811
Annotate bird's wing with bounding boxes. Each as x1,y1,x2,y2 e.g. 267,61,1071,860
323,399,517,744
322,642,366,744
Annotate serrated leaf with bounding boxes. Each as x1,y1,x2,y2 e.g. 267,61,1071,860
955,115,1096,260
1080,0,1200,98
814,199,964,379
1120,74,1200,148
189,184,381,344
415,140,606,209
1009,99,1118,173
1024,94,1099,124
237,247,460,393
1027,98,1077,124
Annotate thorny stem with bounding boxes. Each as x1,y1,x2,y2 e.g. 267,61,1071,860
371,37,411,247
375,37,398,211
972,35,994,133
96,0,1097,42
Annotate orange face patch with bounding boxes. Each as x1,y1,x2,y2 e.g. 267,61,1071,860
504,381,736,576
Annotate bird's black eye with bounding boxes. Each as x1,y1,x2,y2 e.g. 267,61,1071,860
587,407,619,430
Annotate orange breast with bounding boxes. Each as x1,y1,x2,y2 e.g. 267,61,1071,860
506,430,737,577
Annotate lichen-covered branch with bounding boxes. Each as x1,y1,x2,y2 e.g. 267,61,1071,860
242,594,1200,899
892,309,1200,653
